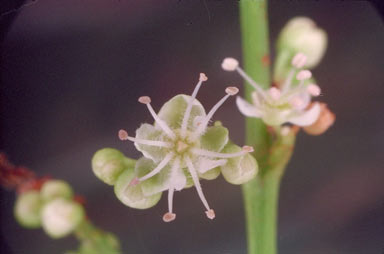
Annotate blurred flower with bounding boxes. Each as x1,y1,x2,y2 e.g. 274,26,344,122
41,198,85,238
14,190,42,228
222,53,321,127
277,17,327,68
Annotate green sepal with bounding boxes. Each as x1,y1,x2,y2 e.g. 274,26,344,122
14,190,42,229
220,143,258,185
92,148,135,185
114,165,161,209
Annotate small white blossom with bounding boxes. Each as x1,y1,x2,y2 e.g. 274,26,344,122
117,73,256,222
222,53,322,127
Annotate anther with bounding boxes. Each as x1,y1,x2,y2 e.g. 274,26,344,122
242,146,254,153
138,96,151,104
225,86,239,96
296,70,312,81
307,84,321,96
205,209,215,220
268,87,281,100
199,73,208,81
129,177,140,186
222,58,239,71
118,129,129,140
292,53,307,68
163,212,176,222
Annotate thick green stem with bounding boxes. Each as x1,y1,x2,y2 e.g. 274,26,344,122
242,172,280,254
239,1,294,254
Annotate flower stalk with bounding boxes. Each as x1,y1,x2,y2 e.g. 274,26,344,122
239,1,295,254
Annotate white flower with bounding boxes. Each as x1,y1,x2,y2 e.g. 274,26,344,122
116,73,256,222
222,53,322,127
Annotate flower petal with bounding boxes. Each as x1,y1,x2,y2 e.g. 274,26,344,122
157,94,206,130
288,102,321,126
200,124,229,152
135,123,168,163
236,96,262,118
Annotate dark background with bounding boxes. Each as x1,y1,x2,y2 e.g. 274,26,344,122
1,1,383,253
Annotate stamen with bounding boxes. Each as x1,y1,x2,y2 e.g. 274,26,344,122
281,69,295,93
118,129,173,148
206,209,215,220
168,187,175,213
225,86,239,96
191,145,253,158
307,84,321,96
137,152,174,182
163,212,176,223
221,58,239,71
292,53,307,68
268,87,281,101
296,70,312,81
180,73,208,138
185,156,213,217
138,96,176,139
191,87,238,139
234,66,267,100
138,96,151,104
163,187,176,222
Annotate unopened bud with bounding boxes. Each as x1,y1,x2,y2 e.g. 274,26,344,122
277,17,328,68
14,191,42,228
92,148,135,185
41,198,85,238
220,143,258,185
304,103,335,135
41,180,73,202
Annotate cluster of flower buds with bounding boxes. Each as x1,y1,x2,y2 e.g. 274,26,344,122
14,180,85,238
92,73,258,222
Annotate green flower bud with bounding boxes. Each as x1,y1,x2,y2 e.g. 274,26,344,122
92,148,135,185
14,191,42,228
41,198,85,238
114,167,161,209
277,17,327,69
220,143,258,185
40,180,73,202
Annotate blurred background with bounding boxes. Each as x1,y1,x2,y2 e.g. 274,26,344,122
1,1,383,253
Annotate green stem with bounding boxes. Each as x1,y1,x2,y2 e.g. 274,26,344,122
239,1,294,254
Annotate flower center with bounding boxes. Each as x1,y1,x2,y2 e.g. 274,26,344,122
176,140,189,153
